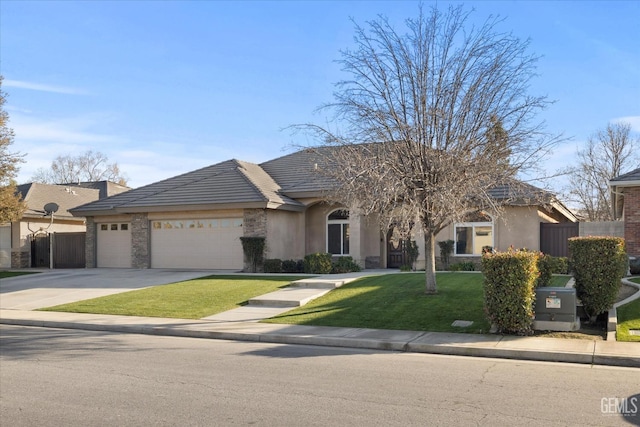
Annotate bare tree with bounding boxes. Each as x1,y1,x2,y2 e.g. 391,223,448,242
0,76,26,223
32,150,128,185
566,122,639,221
296,5,560,293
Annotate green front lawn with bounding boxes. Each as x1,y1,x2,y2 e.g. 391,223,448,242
41,275,304,319
264,272,492,333
617,277,640,342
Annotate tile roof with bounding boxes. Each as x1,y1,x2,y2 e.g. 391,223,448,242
69,146,575,222
17,183,100,220
71,159,304,216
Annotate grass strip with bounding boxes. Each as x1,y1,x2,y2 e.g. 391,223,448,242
0,271,40,279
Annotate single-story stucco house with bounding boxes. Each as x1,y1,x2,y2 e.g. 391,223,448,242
70,148,577,271
610,167,640,260
0,181,130,268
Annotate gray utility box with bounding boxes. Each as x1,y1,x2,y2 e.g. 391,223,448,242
533,287,580,331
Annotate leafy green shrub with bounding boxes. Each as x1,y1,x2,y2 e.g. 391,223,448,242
568,236,627,322
547,256,569,274
263,259,282,273
402,239,420,270
331,256,362,273
449,261,475,271
482,250,538,335
438,240,454,269
536,254,553,287
239,237,266,273
304,253,333,274
282,259,304,273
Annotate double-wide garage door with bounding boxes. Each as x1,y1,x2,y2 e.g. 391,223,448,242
150,218,243,269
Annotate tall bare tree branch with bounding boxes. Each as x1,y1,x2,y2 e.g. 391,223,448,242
293,5,561,293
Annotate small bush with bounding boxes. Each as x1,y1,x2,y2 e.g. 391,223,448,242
547,256,569,274
402,240,420,270
304,253,333,274
536,254,553,287
331,256,362,273
568,236,627,322
438,240,455,269
482,250,538,335
282,259,304,273
239,237,265,273
449,261,475,271
263,259,282,273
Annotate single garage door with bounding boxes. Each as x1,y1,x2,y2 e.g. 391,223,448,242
97,223,131,268
151,218,243,269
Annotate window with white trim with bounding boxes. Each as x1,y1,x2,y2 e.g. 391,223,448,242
327,209,350,255
454,211,493,256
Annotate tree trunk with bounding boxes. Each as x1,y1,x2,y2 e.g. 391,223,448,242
424,231,437,294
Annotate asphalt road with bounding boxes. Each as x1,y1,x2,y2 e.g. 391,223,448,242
1,325,639,426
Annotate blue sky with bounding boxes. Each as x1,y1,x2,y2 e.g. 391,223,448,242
1,0,639,191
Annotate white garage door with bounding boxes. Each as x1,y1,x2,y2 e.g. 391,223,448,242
0,225,11,269
97,223,131,268
151,218,243,269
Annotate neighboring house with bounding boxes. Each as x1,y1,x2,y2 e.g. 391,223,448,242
0,181,130,268
70,148,577,271
610,167,640,259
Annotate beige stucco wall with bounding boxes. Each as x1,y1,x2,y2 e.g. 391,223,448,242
266,210,305,260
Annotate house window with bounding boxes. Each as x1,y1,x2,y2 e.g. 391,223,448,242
454,211,493,256
100,224,108,231
120,224,129,231
327,209,349,255
110,224,118,231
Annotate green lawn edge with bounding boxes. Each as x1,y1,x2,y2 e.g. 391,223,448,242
617,277,640,342
40,275,306,319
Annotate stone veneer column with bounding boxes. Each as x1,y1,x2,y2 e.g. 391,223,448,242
131,213,150,268
624,187,640,257
85,217,97,268
242,209,267,271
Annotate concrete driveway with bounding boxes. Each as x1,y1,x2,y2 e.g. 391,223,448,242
0,269,219,310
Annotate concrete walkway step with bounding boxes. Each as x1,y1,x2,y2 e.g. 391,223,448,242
290,278,357,289
247,287,332,308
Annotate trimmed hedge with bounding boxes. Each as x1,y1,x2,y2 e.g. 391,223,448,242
282,259,305,273
568,236,627,322
304,253,333,274
449,261,475,271
263,259,283,273
536,254,553,287
331,256,361,273
482,250,538,335
547,256,569,275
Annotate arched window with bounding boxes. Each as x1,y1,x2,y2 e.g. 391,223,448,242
454,211,494,256
327,209,349,255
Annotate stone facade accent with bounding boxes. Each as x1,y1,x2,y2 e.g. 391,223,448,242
243,209,267,237
85,217,97,268
624,187,640,257
131,213,150,268
11,250,30,268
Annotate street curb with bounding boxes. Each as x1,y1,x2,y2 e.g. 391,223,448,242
2,316,638,368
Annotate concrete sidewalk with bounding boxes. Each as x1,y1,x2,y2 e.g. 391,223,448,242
1,308,639,367
1,270,639,367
